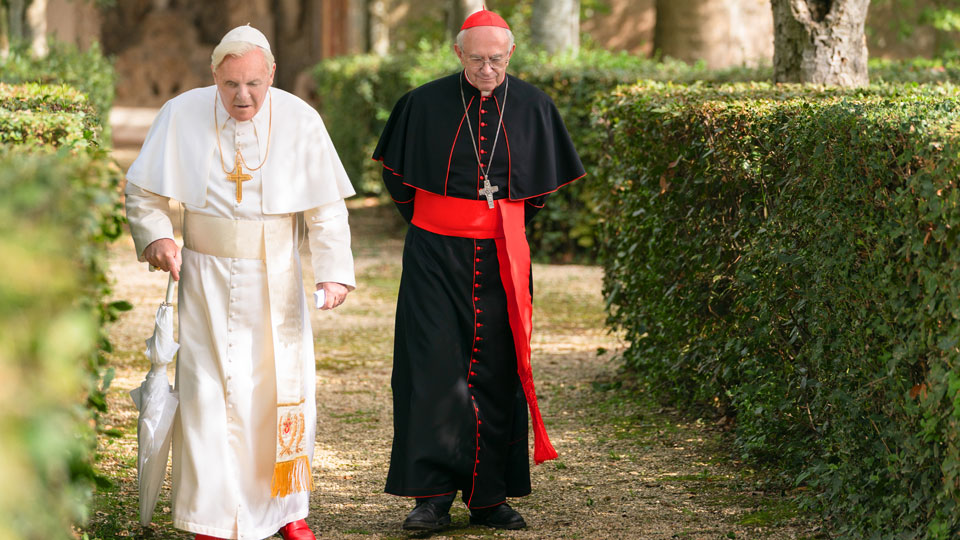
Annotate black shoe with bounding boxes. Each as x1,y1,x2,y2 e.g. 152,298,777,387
469,502,527,530
402,501,451,531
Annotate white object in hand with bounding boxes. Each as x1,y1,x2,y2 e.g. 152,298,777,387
314,289,326,309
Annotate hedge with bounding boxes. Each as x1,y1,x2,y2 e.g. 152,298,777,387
597,81,960,537
312,47,960,262
0,79,125,539
0,41,116,127
0,82,101,148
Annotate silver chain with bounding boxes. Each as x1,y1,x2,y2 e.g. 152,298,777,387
459,72,508,194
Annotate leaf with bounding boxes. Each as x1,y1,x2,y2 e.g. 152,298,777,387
937,336,958,351
108,300,133,312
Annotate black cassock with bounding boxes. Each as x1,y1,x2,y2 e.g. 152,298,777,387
372,70,584,508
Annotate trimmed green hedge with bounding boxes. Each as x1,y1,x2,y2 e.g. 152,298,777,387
312,48,960,262
0,41,116,126
0,83,101,148
0,147,125,539
597,81,960,537
0,79,125,539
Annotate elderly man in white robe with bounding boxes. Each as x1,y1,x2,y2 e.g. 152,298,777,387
124,25,355,540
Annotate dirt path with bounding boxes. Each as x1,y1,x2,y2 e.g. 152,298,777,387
83,202,819,540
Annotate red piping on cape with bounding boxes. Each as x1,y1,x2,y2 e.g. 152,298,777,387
411,190,558,465
447,97,472,197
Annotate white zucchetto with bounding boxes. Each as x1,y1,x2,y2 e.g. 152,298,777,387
218,24,271,52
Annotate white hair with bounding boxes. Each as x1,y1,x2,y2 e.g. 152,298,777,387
456,27,515,50
210,41,275,71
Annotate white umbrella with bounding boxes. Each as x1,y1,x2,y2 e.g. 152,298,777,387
129,274,180,527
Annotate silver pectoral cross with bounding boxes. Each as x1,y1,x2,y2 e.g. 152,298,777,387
479,177,499,209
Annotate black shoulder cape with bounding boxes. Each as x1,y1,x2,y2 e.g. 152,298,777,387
372,71,585,200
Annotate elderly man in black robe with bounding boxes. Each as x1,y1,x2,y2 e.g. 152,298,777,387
372,7,585,532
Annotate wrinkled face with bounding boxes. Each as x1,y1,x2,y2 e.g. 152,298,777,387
212,49,275,122
454,26,515,94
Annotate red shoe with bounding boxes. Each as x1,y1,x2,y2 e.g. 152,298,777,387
279,519,316,540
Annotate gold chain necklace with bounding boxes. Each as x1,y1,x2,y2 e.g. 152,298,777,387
215,90,273,202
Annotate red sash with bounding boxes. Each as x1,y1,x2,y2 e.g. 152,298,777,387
412,190,558,465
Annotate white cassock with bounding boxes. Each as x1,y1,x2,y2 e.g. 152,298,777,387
124,86,355,540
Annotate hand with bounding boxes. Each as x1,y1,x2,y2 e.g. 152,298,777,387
143,238,182,281
316,282,349,310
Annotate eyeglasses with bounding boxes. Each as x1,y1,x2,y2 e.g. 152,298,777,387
465,54,509,69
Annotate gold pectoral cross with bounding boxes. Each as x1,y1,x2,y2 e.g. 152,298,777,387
226,151,253,202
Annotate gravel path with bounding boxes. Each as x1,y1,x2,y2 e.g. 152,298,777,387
85,202,819,540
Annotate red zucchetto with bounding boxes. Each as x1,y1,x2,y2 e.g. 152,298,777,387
460,8,510,30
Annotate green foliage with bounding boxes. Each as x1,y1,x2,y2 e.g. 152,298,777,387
0,147,125,539
0,82,101,148
597,80,960,537
312,44,960,263
0,82,125,539
0,41,116,128
869,0,960,55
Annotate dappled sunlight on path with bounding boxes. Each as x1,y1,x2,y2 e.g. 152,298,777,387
84,202,817,539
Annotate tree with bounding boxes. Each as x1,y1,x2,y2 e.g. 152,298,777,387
531,0,579,54
449,0,483,41
653,0,773,69
771,0,870,86
3,0,49,57
369,0,389,56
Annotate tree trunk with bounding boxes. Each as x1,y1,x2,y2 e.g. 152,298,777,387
8,0,26,45
449,0,483,41
26,0,46,57
346,0,368,54
5,0,48,57
531,0,580,54
369,0,389,56
0,3,8,59
654,0,773,69
771,0,870,86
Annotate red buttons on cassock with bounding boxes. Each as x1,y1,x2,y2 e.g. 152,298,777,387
476,309,482,313
481,136,487,141
468,384,473,388
474,283,480,288
480,149,487,154
477,323,483,327
475,271,481,275
470,371,476,376
473,348,479,352
481,109,487,114
480,122,487,127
